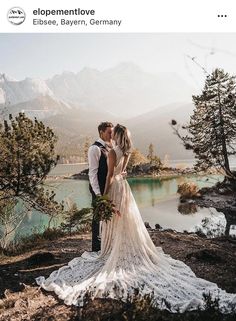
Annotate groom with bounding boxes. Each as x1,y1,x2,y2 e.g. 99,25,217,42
88,121,114,251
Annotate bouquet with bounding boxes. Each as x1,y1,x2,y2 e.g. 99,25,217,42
93,195,120,222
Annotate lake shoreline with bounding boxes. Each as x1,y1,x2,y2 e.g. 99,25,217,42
47,167,214,182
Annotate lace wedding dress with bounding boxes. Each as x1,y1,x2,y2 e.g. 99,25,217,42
36,146,236,313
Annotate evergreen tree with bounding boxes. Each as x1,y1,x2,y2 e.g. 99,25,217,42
60,202,92,235
147,143,162,168
147,143,154,160
172,68,236,180
0,113,63,216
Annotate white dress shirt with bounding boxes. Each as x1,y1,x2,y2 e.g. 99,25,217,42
88,138,106,196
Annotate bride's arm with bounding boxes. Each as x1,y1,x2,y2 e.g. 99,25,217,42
103,149,116,195
121,154,131,174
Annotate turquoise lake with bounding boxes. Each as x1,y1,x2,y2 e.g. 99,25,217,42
8,164,231,242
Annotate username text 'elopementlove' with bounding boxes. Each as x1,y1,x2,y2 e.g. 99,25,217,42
32,8,122,27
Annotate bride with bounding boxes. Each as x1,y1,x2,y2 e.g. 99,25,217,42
36,124,236,313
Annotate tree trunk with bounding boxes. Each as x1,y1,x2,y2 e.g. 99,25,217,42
217,85,231,178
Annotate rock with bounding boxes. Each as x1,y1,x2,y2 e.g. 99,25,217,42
155,223,162,230
163,228,175,233
71,168,89,180
195,230,207,238
186,249,224,263
144,222,151,229
218,188,227,195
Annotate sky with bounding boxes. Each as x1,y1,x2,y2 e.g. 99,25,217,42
1,33,236,92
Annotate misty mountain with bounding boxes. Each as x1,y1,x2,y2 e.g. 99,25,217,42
43,108,124,158
126,102,195,159
4,95,71,119
0,73,54,105
1,63,194,119
44,108,122,139
46,63,194,117
0,64,196,159
42,102,194,160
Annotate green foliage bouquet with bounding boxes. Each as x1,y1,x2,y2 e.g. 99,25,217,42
93,195,119,223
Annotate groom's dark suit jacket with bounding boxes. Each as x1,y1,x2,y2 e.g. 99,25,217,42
89,141,108,199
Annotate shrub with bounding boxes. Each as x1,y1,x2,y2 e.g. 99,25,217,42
177,182,199,198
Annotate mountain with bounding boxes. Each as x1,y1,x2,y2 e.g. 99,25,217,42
5,95,71,119
126,102,195,159
46,63,195,117
44,108,121,139
0,73,54,105
0,73,71,119
1,63,195,119
0,64,196,160
41,102,194,160
43,108,124,160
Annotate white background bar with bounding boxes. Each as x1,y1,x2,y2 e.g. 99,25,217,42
0,0,235,33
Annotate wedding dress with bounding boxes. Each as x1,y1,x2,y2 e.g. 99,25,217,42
36,146,236,313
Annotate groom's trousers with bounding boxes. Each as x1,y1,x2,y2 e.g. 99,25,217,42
91,192,101,252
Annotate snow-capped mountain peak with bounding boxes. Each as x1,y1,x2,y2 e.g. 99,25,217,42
0,74,54,106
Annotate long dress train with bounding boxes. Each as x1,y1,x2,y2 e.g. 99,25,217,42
36,146,236,313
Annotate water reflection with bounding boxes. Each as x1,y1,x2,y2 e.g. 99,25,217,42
2,171,235,242
140,197,224,234
128,177,181,208
128,177,163,208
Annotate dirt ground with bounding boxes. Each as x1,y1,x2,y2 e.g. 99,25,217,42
0,229,235,321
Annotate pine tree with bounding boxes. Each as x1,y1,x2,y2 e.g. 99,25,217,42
60,202,92,235
172,68,236,181
0,113,63,216
147,143,154,160
147,143,162,168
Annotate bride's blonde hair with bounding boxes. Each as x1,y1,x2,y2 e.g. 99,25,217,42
113,124,132,155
